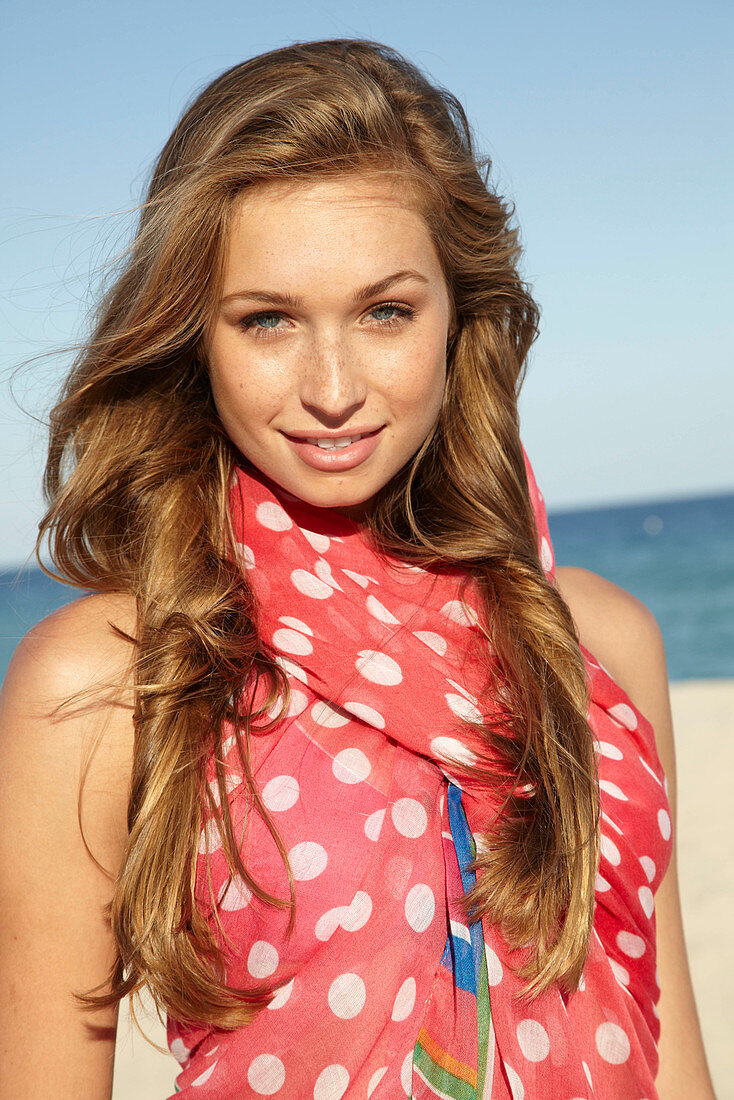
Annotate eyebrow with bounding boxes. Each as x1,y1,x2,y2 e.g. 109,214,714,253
220,269,430,308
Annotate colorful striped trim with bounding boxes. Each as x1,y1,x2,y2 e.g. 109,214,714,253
411,783,492,1099
414,1026,478,1099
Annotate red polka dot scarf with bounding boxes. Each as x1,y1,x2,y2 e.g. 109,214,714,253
168,452,672,1099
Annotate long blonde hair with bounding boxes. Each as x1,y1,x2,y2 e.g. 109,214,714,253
40,39,598,1026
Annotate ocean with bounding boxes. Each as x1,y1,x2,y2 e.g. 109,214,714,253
1,492,732,684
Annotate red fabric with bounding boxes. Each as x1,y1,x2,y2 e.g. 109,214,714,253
167,453,672,1099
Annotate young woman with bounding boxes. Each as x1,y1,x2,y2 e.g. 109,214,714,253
0,39,715,1100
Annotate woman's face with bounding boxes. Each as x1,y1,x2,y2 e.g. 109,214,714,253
205,174,452,519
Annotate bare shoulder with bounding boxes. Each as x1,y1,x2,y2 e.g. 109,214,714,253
2,587,138,851
5,589,138,706
0,592,138,1096
554,566,674,772
0,590,138,872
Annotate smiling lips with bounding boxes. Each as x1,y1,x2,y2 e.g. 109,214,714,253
283,427,384,470
305,434,369,449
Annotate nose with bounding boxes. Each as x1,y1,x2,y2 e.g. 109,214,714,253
299,332,367,425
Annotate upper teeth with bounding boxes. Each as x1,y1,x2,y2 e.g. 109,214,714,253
306,434,365,449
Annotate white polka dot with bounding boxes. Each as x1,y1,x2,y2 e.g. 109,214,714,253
516,1019,550,1062
341,891,372,931
364,807,386,841
192,1061,218,1086
366,595,400,624
485,945,503,985
582,1061,593,1087
313,1064,350,1100
602,810,623,835
267,978,294,1011
332,747,372,784
617,930,646,958
356,649,403,686
312,700,350,727
596,1021,631,1064
440,599,479,626
639,855,656,882
413,630,447,655
262,774,300,813
367,1068,387,1097
595,872,611,892
235,542,256,570
578,971,586,991
221,733,237,756
505,1064,525,1100
291,568,334,599
473,831,490,856
608,702,638,730
640,756,664,787
274,654,308,683
300,527,331,553
596,740,624,760
401,1049,413,1095
450,919,471,944
446,678,479,704
328,973,366,1019
314,558,342,590
273,627,313,656
289,841,328,881
658,808,672,840
405,883,435,932
342,700,385,729
391,798,428,838
218,876,252,911
170,1038,189,1065
446,692,483,723
256,501,292,531
540,536,554,574
639,886,655,917
283,689,308,717
610,958,630,986
392,976,417,1021
247,1054,285,1094
342,568,373,588
278,615,313,636
600,834,621,866
430,736,477,767
599,779,628,801
247,941,279,979
315,907,346,942
197,818,223,854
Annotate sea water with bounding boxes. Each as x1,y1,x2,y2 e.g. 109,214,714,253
1,492,732,683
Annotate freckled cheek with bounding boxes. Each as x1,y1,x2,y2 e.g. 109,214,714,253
209,355,291,428
378,347,446,421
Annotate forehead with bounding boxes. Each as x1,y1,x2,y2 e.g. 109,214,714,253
221,173,441,285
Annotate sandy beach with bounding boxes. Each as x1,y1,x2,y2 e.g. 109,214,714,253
112,679,734,1099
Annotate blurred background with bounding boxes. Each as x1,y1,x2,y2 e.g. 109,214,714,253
1,0,732,1095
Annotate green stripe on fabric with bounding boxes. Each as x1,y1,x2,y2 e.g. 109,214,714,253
413,1041,477,1100
475,936,491,1098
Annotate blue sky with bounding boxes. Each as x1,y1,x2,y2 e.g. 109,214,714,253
1,0,732,567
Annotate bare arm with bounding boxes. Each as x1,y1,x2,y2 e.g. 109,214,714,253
0,594,137,1100
555,566,716,1100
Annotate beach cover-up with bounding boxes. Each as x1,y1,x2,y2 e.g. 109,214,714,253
167,452,672,1099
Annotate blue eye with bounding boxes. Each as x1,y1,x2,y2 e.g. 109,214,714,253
369,303,414,325
371,304,399,321
252,313,281,329
240,311,285,337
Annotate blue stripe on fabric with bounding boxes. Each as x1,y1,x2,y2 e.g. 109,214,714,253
440,924,477,994
446,782,487,1006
